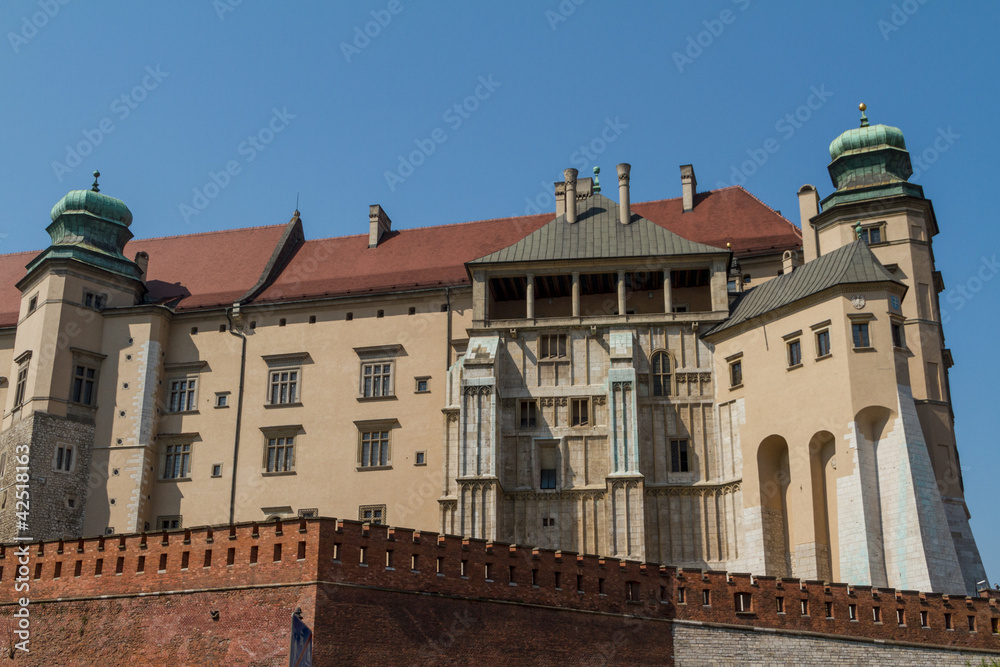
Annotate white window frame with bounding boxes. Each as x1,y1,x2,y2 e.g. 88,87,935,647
360,361,394,398
268,368,301,405
161,441,192,480
167,377,198,413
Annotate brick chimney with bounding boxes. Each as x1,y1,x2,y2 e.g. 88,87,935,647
680,164,697,212
564,168,578,223
369,205,391,248
617,163,631,225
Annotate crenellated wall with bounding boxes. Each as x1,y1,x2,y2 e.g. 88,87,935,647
1,518,998,665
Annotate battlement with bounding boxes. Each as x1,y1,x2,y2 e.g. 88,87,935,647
2,518,998,655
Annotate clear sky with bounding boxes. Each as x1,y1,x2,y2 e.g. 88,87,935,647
1,1,997,584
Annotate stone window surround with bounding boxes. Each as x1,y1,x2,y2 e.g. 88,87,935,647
259,424,303,476
781,330,803,370
649,349,675,397
157,433,198,482
164,360,208,414
810,319,833,360
262,352,309,407
847,313,876,351
725,351,743,390
354,418,399,471
69,347,106,409
354,344,404,401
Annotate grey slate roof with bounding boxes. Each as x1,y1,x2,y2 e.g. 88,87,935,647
707,240,902,336
469,194,726,264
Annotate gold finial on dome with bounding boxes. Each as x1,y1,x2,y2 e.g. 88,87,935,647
858,103,869,128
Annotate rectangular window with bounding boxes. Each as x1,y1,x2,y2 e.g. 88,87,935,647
71,365,97,405
776,596,785,613
162,443,191,479
945,612,952,630
873,606,882,623
84,291,107,310
269,369,299,404
801,599,809,616
211,464,222,478
920,610,928,628
849,603,857,620
215,393,229,408
702,589,710,606
678,587,686,603
787,340,802,367
852,322,870,348
360,362,393,398
729,360,742,388
735,592,752,613
519,400,537,428
860,225,883,245
359,430,390,468
816,330,831,357
265,436,295,473
670,439,689,473
168,378,196,412
54,445,74,473
28,296,37,313
926,362,941,400
539,445,557,489
14,363,28,407
571,398,589,426
359,504,385,525
539,334,567,360
415,377,429,393
157,516,181,530
891,321,906,348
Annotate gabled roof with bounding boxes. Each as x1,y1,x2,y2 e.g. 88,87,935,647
707,241,902,337
469,193,726,265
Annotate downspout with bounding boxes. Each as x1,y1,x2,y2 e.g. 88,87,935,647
227,304,248,525
445,286,452,370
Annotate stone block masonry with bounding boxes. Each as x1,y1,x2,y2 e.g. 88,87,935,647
0,518,997,665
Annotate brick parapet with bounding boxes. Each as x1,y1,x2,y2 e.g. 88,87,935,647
2,518,998,654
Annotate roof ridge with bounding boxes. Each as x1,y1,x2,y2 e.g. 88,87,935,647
0,249,41,259
731,186,803,236
131,223,287,243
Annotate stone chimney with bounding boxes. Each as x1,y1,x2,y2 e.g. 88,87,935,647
617,163,631,225
134,251,149,280
369,205,392,248
555,181,567,217
680,164,697,212
797,184,821,262
782,250,801,275
564,168,578,223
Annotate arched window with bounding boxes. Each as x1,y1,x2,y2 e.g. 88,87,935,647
651,351,671,397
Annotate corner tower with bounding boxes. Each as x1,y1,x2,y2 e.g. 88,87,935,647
0,173,145,541
796,107,987,594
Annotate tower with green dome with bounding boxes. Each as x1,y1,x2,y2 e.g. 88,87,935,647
0,173,147,543
795,106,987,596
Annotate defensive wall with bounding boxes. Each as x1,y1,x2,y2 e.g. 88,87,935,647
0,518,997,665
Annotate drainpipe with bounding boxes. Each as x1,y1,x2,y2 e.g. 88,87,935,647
445,287,452,370
227,303,248,525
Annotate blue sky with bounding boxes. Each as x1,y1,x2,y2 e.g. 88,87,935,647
2,1,997,583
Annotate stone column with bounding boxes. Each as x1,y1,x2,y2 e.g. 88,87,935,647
571,272,580,317
663,269,672,314
525,274,535,320
617,270,626,316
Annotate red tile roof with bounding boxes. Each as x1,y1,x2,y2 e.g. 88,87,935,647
0,186,801,325
124,224,288,310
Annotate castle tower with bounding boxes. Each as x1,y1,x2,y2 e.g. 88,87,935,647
0,174,146,541
796,107,987,593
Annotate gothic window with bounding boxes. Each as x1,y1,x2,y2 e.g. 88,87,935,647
670,439,689,473
651,351,672,396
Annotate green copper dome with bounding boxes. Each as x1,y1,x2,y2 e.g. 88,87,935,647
828,122,907,161
26,179,142,281
820,108,923,211
49,189,133,226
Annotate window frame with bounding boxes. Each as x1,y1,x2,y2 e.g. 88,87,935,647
53,443,76,474
157,516,182,530
264,435,296,474
814,328,831,359
167,377,198,413
571,397,590,427
890,316,907,349
359,504,386,525
858,222,887,246
848,314,875,350
13,358,29,408
354,419,398,471
726,353,743,389
538,333,568,361
670,438,690,473
160,441,192,481
268,367,301,405
650,350,673,397
359,360,394,399
71,363,98,406
786,339,802,369
83,289,108,310
519,399,538,428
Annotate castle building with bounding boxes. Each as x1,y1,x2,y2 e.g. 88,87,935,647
0,110,987,595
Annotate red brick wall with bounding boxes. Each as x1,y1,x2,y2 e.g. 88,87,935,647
1,518,998,665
